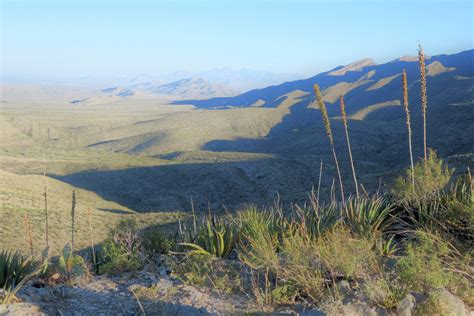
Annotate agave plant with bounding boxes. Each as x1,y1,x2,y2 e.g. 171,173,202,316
0,251,36,291
179,217,238,258
0,251,39,304
343,195,395,238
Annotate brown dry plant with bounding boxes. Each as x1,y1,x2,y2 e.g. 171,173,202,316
340,95,359,197
314,84,345,203
418,44,428,161
402,70,415,195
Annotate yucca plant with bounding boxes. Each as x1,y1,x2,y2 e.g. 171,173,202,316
402,69,415,195
314,84,345,203
0,251,38,304
180,217,238,258
340,94,359,197
343,195,395,238
418,44,428,161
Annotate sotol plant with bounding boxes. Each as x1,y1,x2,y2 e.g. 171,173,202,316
418,44,428,161
314,84,345,203
340,94,359,197
402,70,415,195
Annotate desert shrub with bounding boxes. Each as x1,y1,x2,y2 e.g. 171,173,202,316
314,227,378,280
414,291,453,316
278,226,326,301
56,244,88,283
343,195,395,238
363,276,407,309
173,254,243,294
142,230,176,257
92,220,143,274
392,150,453,202
396,231,470,293
180,217,237,258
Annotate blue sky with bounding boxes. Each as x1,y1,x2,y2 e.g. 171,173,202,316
1,0,473,80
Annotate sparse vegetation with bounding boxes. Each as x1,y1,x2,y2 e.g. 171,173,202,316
392,149,453,201
1,44,472,314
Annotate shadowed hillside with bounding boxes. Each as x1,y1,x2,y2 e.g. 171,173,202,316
174,50,474,113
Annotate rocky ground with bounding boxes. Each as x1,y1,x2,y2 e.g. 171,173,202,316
1,269,472,316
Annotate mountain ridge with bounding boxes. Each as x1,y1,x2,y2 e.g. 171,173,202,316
173,49,474,114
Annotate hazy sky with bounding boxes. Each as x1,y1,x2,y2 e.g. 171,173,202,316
1,0,473,80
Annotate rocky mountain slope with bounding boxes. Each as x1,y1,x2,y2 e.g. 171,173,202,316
176,49,474,113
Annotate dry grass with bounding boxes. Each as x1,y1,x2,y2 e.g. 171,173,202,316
0,170,184,255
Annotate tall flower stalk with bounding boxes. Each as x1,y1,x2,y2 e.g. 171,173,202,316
418,44,428,161
71,190,76,254
314,84,345,203
43,172,49,249
402,70,415,195
340,95,359,197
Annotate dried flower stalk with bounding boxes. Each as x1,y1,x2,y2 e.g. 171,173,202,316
314,84,345,203
402,70,415,195
340,95,359,197
418,44,428,161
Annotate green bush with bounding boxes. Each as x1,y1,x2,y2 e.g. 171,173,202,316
173,254,242,295
97,239,141,274
396,231,468,293
91,220,143,274
392,149,453,202
142,230,176,257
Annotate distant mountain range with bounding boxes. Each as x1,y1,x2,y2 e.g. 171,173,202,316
175,49,474,116
70,76,239,105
